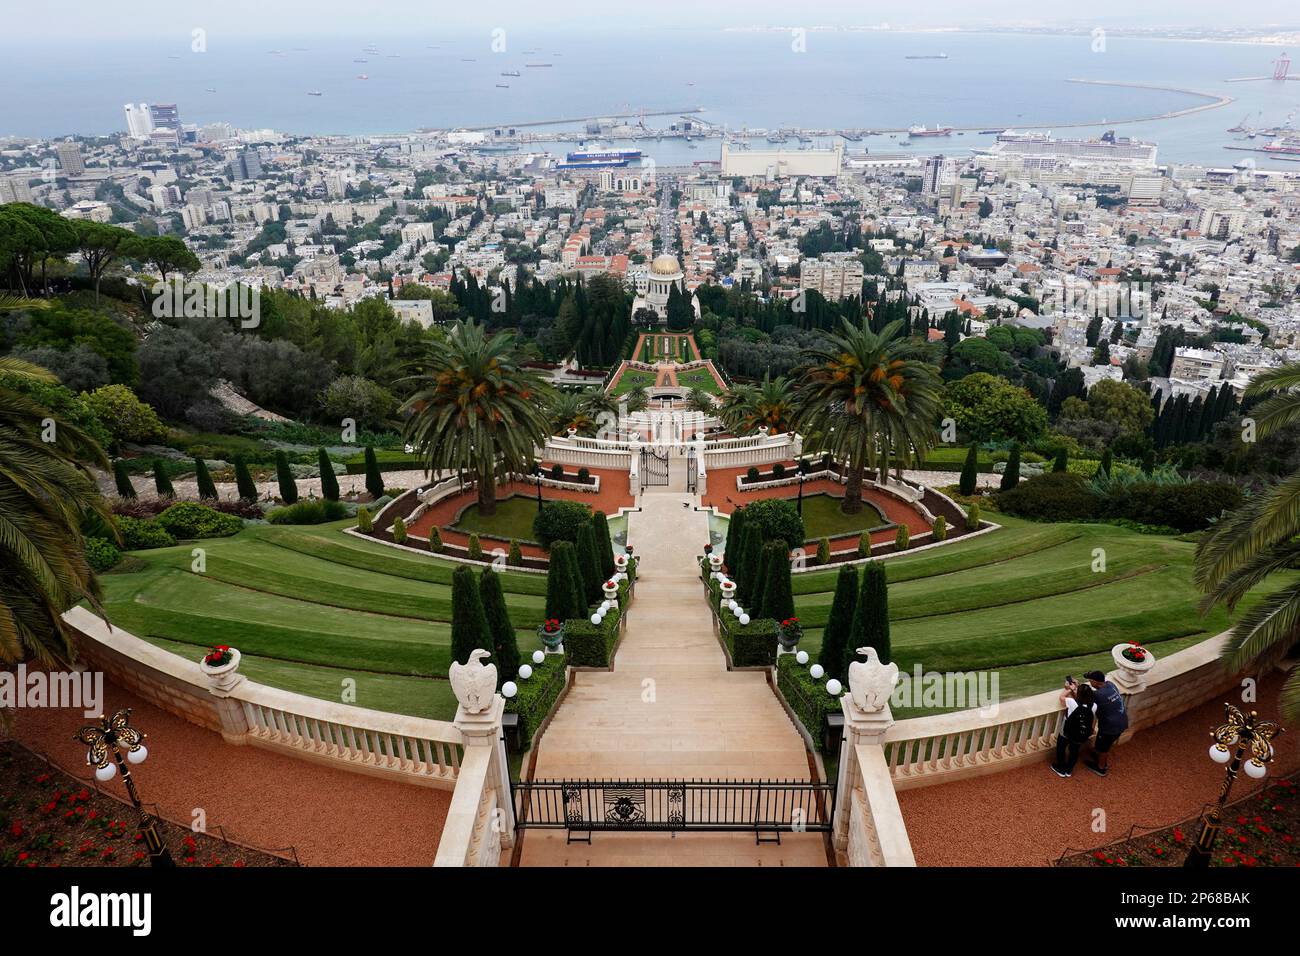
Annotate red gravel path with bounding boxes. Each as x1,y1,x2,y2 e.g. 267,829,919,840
404,469,634,558
704,465,933,546
898,671,1300,866
4,676,451,866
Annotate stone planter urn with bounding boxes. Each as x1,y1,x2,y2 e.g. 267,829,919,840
199,646,243,693
538,621,565,653
602,580,620,601
708,554,724,574
777,618,803,652
719,579,737,601
614,553,629,572
1110,642,1156,693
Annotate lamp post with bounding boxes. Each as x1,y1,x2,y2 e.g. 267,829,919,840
530,463,543,513
75,708,175,867
796,459,809,516
1184,704,1283,868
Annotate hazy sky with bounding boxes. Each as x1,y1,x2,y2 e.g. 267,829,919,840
5,1,1299,41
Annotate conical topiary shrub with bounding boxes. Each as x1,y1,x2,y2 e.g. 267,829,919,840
759,541,795,623
959,443,979,496
194,457,218,501
449,564,489,667
480,567,521,687
848,561,891,670
364,445,384,500
234,454,258,501
113,459,137,500
275,450,298,504
153,459,174,498
318,448,339,501
591,511,616,578
545,541,587,622
819,564,858,679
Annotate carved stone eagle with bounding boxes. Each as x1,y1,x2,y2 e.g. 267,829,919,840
848,647,899,714
448,649,497,714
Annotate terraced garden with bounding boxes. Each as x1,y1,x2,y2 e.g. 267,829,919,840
94,520,548,721
789,514,1294,718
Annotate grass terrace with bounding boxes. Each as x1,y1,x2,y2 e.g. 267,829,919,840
610,367,656,396
798,494,889,542
676,366,723,395
452,495,545,544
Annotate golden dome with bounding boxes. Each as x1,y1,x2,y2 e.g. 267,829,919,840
650,254,682,276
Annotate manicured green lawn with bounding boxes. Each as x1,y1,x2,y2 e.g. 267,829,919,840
798,494,888,542
452,495,548,544
610,367,656,396
94,520,548,722
676,366,723,395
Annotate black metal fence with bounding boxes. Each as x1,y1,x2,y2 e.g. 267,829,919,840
640,447,669,489
514,778,835,844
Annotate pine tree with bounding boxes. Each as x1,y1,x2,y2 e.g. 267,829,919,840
153,459,175,498
999,443,1021,491
759,541,795,622
479,568,521,687
318,448,339,501
819,564,858,679
234,455,258,501
194,458,218,500
275,451,298,504
591,511,616,578
449,565,489,667
848,561,891,668
959,443,979,496
363,445,384,500
545,541,587,621
113,459,137,499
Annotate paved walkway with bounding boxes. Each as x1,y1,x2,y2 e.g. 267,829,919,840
517,492,827,866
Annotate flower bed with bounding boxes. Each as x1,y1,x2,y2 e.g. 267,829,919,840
1057,772,1299,867
0,742,297,867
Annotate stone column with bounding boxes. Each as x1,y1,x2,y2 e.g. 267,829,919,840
454,694,515,849
199,649,250,745
832,648,899,852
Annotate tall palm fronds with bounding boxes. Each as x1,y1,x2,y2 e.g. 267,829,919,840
0,357,112,666
399,321,552,515
685,387,715,415
1195,362,1300,718
547,388,609,437
792,318,943,514
720,373,797,435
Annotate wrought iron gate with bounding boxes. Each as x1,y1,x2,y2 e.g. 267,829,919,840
640,446,669,490
686,448,698,493
513,778,835,844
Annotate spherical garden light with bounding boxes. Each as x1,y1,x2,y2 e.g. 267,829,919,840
1244,758,1269,780
94,763,117,782
810,664,824,680
532,650,545,665
502,681,518,699
126,745,148,765
1208,743,1232,764
796,651,809,665
738,613,750,626
518,664,533,680
825,679,843,696
591,613,602,625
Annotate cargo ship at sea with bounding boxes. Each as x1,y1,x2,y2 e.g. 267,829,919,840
905,53,949,59
908,125,953,137
1261,135,1300,155
565,147,642,162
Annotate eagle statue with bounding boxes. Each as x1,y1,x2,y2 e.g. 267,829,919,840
448,649,498,714
847,646,899,714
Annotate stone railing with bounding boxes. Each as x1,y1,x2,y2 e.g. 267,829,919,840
433,695,513,867
844,744,917,867
63,607,466,791
704,432,799,469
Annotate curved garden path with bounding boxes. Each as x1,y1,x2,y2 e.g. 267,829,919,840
517,492,827,866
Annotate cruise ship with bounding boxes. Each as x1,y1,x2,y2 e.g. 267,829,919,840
1261,135,1300,156
984,129,1158,166
565,147,642,163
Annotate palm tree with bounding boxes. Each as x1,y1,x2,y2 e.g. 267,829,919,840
0,358,112,666
685,387,715,415
793,318,943,514
1194,363,1300,719
722,373,797,434
621,384,649,413
400,321,552,516
547,390,599,436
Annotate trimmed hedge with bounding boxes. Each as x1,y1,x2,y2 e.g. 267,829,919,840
155,502,243,539
996,472,1099,522
564,606,621,667
115,515,177,551
777,655,841,753
268,499,350,525
505,652,568,751
720,615,778,668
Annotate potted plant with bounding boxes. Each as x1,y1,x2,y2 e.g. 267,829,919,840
199,644,242,691
538,618,565,651
1111,641,1156,692
614,552,629,571
719,579,737,601
602,579,620,601
777,617,803,651
708,552,724,573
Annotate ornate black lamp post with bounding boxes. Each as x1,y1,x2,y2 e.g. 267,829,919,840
796,459,809,516
75,708,175,867
530,463,544,513
1184,704,1283,868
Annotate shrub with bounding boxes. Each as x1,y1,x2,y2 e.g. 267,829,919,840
849,561,891,666
932,515,947,541
356,506,373,532
115,516,176,550
1053,447,1069,473
723,507,746,573
449,565,488,667
391,516,407,544
550,463,564,480
233,455,258,501
894,524,910,551
819,564,858,679
737,522,764,608
153,459,175,498
155,502,242,539
83,384,165,446
532,499,592,549
778,655,842,753
959,443,979,496
267,500,349,525
1000,443,1021,492
857,532,871,558
575,521,603,603
428,525,444,552
209,498,263,520
505,651,567,749
318,448,339,501
759,541,795,622
1108,481,1242,533
746,466,760,483
721,616,777,668
591,511,616,577
577,466,590,483
112,459,137,499
507,540,523,566
275,450,298,504
364,446,384,500
772,462,786,479
467,532,483,561
742,497,805,550
84,537,121,573
564,606,620,667
480,568,521,686
965,501,981,531
996,472,1100,523
816,537,831,565
545,541,587,622
194,457,218,500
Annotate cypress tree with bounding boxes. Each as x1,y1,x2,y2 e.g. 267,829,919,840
363,445,384,500
234,454,258,501
737,523,764,607
575,521,603,603
113,459,137,499
507,540,523,566
999,443,1021,491
428,526,443,552
591,511,616,578
1053,447,1068,473
759,542,795,623
848,561,891,669
153,459,175,498
723,507,746,573
749,541,774,617
545,541,586,621
449,564,489,667
467,533,484,562
318,448,339,501
194,457,218,500
819,564,859,679
479,568,521,687
959,443,979,496
275,450,298,504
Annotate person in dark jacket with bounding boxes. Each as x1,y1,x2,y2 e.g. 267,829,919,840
1084,670,1129,777
1051,679,1096,778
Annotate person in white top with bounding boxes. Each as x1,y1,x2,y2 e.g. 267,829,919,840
1051,678,1096,778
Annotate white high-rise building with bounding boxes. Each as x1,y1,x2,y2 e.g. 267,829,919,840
0,174,34,204
124,103,154,140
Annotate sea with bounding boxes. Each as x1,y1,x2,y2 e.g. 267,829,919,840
3,28,1299,169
